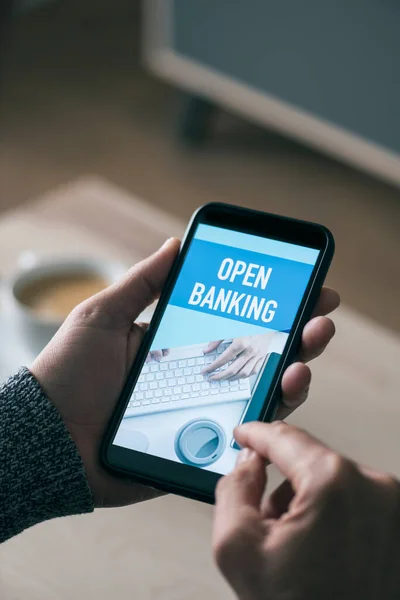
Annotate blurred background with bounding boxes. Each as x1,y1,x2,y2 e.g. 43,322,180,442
1,0,399,332
0,4,400,599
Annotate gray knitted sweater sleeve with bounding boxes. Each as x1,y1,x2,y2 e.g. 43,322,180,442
0,368,94,543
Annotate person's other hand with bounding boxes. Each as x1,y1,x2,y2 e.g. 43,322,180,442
146,348,170,362
31,238,180,508
213,422,400,600
202,333,276,381
204,286,339,421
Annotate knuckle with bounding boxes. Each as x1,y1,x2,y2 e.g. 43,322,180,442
69,299,95,322
375,472,400,494
319,452,355,489
269,420,290,437
323,452,347,475
359,470,400,512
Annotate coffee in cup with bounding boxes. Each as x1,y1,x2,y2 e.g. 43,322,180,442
2,257,126,356
17,272,109,321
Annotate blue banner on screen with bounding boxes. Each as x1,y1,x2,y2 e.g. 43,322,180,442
113,223,319,478
169,239,314,332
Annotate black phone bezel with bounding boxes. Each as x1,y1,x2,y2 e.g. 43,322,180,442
101,202,335,504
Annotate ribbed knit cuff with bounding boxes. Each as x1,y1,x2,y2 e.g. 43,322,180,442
0,367,94,542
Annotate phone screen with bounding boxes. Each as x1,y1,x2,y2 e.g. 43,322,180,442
112,224,320,475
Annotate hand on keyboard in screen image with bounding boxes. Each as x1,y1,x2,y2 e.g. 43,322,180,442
146,348,170,362
201,333,275,381
126,340,257,415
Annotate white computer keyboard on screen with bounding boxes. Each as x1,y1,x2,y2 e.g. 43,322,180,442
124,341,252,417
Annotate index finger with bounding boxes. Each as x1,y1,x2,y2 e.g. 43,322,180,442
202,344,239,374
203,340,223,354
234,421,330,490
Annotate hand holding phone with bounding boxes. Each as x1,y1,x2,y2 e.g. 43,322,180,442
102,203,336,503
30,220,337,510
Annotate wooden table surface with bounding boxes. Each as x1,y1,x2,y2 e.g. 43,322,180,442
0,176,183,278
0,177,399,600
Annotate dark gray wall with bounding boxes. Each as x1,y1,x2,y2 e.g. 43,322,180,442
172,0,400,154
17,0,52,11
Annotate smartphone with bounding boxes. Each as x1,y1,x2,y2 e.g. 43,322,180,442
102,203,335,503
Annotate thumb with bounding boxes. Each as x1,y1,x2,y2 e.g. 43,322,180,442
85,238,180,328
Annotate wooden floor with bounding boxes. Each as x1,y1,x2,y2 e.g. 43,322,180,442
1,0,399,333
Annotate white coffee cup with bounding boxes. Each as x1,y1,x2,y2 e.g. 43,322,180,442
1,255,127,357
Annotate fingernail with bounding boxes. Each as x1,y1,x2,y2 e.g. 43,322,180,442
235,423,250,434
283,386,310,408
282,397,298,409
161,237,176,248
236,448,255,466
